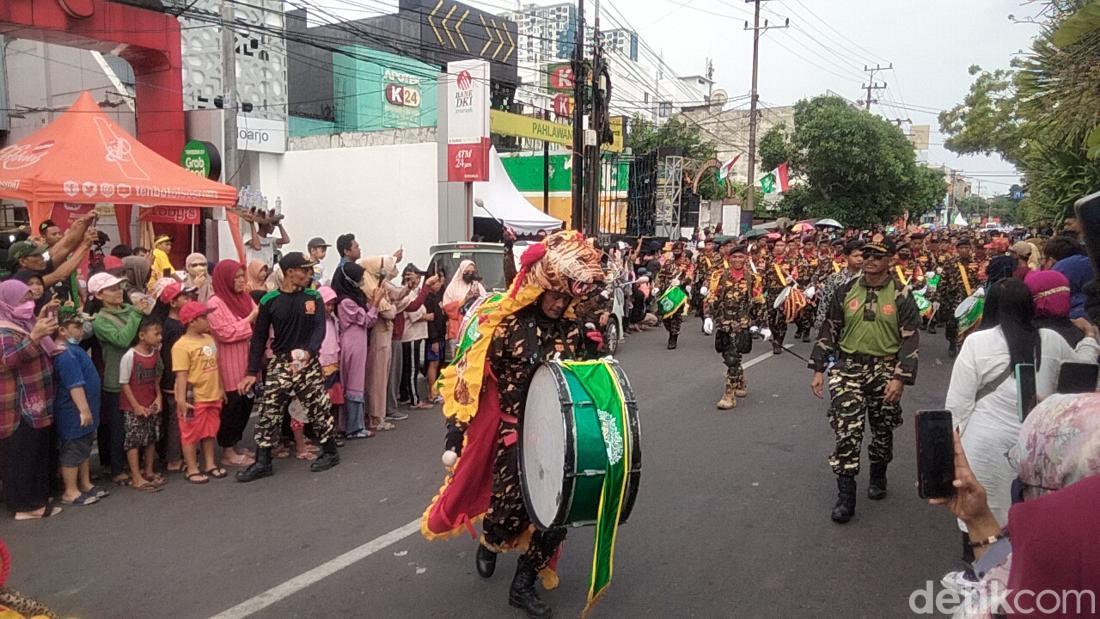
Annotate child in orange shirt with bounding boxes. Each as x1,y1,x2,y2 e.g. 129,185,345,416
171,301,224,484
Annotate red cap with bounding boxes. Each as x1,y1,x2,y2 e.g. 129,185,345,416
103,256,124,271
179,301,211,325
158,281,183,303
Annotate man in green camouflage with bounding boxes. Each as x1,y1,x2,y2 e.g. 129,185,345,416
705,244,764,410
937,237,980,356
809,239,919,524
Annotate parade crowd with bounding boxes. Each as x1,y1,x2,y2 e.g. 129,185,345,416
2,210,1099,617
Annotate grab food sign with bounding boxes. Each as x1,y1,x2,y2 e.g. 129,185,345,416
446,60,490,182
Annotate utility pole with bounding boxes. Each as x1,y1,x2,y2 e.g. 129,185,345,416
705,57,714,103
585,0,602,237
860,63,890,111
743,0,788,215
570,0,586,232
946,168,957,227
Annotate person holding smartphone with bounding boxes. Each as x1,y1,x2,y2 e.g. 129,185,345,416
810,239,921,524
942,278,1099,590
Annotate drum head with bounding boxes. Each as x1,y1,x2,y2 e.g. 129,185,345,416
773,286,792,309
954,296,976,319
521,365,569,529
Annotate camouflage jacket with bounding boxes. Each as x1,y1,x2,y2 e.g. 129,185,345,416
655,256,693,291
794,255,822,287
810,276,920,385
813,267,858,330
937,257,981,308
694,252,720,287
891,260,925,291
486,305,584,437
708,269,761,331
761,257,796,295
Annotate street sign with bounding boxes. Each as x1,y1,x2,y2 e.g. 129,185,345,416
489,110,624,153
180,139,221,180
552,94,574,117
547,62,574,92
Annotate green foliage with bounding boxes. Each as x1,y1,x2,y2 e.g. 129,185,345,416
940,2,1100,224
625,114,715,161
758,123,789,171
955,194,1022,224
772,96,939,228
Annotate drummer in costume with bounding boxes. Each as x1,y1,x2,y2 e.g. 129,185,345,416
694,239,719,320
654,241,694,350
421,231,606,618
706,244,764,409
793,241,822,343
938,237,981,357
891,242,925,292
809,238,919,524
761,237,796,354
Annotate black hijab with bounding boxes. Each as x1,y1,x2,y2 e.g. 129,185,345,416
332,261,367,309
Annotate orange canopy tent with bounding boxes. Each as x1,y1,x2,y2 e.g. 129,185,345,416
0,91,245,261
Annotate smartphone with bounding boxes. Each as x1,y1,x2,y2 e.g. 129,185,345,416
1016,363,1038,421
1057,362,1099,394
916,410,955,499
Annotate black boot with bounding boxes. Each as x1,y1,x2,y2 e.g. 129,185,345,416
831,474,856,523
236,447,273,482
667,333,678,350
928,321,937,335
801,329,811,343
476,543,497,578
310,440,340,472
509,557,552,618
868,462,888,500
772,343,783,355
948,342,958,358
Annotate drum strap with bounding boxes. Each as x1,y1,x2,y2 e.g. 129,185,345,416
833,261,841,273
773,263,789,287
958,263,973,297
894,266,910,286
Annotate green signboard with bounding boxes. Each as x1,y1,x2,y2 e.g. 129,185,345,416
180,139,220,180
333,46,439,133
499,153,629,194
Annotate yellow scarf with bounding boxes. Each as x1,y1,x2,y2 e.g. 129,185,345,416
958,262,973,297
773,262,789,287
894,265,910,286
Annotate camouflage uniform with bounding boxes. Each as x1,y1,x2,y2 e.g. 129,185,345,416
478,305,585,568
707,268,761,405
813,266,857,331
654,256,693,339
811,276,919,476
890,259,924,292
694,252,719,317
937,256,981,348
253,356,334,448
760,257,795,348
793,253,821,339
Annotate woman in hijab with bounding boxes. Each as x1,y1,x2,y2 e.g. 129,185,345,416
246,260,269,296
332,261,379,438
441,259,486,355
183,252,213,302
1025,270,1082,347
1051,254,1094,320
931,392,1100,618
0,280,59,520
121,255,155,314
206,260,258,467
361,255,412,432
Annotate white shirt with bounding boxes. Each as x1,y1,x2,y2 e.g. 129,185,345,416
945,327,1100,527
247,236,276,267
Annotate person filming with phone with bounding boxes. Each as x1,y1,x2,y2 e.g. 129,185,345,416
809,239,921,524
941,278,1099,591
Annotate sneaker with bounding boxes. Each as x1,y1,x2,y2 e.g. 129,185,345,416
941,570,979,593
385,411,410,421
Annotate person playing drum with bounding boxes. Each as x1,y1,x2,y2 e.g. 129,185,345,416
761,237,797,355
654,240,694,350
938,237,982,357
705,244,764,409
421,231,606,619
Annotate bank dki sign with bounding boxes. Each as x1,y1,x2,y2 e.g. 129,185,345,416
237,116,286,154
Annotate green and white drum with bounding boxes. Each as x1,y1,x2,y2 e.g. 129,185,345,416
657,286,688,318
520,359,642,530
955,289,986,335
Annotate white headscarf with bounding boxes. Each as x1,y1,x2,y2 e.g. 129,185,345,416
442,259,486,305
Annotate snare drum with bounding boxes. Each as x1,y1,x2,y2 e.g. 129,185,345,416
955,290,986,335
657,286,688,318
520,359,642,530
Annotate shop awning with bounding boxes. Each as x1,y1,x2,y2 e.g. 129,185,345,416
473,146,563,235
0,91,242,257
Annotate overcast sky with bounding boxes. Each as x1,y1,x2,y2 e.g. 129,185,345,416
366,0,1043,196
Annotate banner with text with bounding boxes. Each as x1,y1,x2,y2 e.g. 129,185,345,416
445,59,490,182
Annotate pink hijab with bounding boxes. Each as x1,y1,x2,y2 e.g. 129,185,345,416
1024,270,1071,319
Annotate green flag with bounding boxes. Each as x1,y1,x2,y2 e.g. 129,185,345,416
760,172,777,194
560,360,631,615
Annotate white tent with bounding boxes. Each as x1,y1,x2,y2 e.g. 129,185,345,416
473,147,564,234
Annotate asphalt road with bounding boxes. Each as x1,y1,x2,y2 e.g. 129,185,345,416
2,320,962,618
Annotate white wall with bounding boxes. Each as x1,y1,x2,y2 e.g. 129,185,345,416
272,142,440,276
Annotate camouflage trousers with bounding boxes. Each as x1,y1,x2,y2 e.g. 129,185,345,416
482,439,566,569
254,355,335,448
767,306,788,345
717,331,746,393
795,303,815,336
826,357,903,476
663,312,683,337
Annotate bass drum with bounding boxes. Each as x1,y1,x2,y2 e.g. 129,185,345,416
519,359,642,530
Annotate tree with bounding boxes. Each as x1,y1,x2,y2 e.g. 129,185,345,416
937,66,1026,166
770,96,941,228
758,123,789,171
626,115,715,160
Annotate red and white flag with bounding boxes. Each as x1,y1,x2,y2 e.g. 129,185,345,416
718,154,741,181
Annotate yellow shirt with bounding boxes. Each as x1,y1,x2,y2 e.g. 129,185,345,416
171,333,222,403
151,248,174,279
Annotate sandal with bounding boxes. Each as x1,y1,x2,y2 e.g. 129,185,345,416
132,481,162,493
89,486,110,499
371,421,396,432
273,446,291,459
15,505,62,520
150,473,168,488
204,467,228,479
295,451,317,461
346,430,372,440
112,475,132,487
60,492,99,506
186,472,209,484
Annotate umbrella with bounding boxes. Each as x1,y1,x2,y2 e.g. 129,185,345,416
791,222,815,233
744,228,768,239
816,218,843,229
